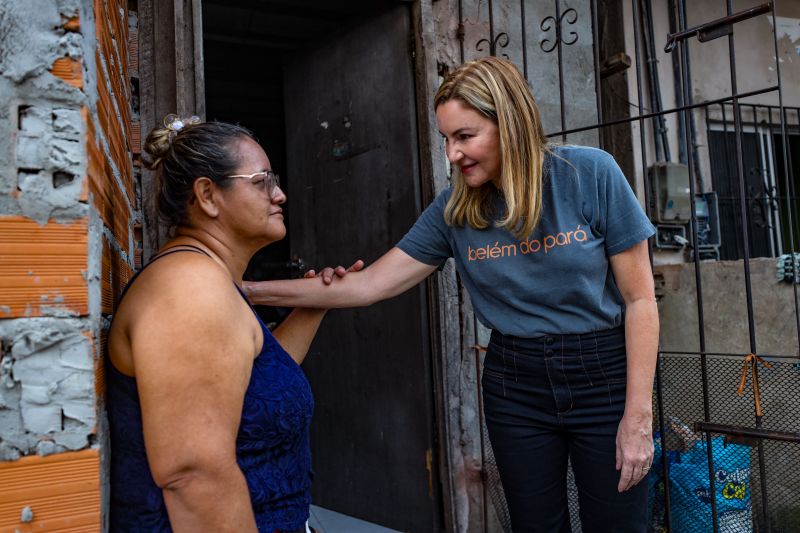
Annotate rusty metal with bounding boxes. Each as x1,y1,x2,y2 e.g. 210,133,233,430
694,422,800,444
664,2,773,53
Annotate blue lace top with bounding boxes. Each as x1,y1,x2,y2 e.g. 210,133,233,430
107,248,314,532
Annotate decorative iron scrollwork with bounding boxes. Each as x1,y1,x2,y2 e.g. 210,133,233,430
540,8,579,53
476,32,510,59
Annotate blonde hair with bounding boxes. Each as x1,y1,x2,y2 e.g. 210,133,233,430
435,56,549,239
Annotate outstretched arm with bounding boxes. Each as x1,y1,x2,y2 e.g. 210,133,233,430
243,247,438,309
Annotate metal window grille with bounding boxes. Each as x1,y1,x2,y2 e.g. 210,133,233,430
447,0,800,531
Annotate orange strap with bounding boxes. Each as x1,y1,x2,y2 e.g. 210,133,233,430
737,353,772,417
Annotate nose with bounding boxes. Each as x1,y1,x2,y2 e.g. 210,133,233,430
271,185,287,204
445,142,462,164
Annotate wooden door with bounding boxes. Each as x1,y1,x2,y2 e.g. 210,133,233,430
283,4,441,532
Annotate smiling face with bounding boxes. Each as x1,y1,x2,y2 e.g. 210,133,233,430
436,99,502,188
223,136,287,245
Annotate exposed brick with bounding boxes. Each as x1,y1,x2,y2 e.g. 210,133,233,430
49,58,83,89
62,15,81,33
0,449,100,531
0,217,89,318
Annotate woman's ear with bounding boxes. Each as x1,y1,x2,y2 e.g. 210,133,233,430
192,177,220,218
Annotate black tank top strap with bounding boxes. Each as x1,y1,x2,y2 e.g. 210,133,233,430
114,244,213,310
149,243,212,261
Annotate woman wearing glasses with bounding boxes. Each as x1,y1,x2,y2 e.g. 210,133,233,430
107,116,325,533
245,57,658,532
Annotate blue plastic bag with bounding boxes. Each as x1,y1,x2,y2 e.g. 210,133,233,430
669,437,752,532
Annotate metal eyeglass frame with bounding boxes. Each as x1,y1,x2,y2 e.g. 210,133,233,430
223,170,281,197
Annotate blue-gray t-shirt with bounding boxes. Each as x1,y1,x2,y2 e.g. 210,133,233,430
396,145,656,338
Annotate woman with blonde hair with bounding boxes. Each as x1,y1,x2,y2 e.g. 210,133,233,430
107,116,327,532
246,56,658,532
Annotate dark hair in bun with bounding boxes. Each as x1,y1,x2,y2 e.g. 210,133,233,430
143,115,254,229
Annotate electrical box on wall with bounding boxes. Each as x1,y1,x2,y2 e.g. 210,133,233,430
649,163,691,223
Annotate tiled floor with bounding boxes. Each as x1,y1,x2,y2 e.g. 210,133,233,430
308,505,402,533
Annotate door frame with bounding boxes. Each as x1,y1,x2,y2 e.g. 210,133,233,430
410,2,472,531
138,0,205,261
137,1,467,530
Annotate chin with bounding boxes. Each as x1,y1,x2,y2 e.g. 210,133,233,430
464,175,492,188
267,225,287,242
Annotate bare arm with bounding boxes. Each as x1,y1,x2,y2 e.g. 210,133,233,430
266,261,364,364
609,240,659,492
130,259,259,532
243,247,438,308
272,308,327,365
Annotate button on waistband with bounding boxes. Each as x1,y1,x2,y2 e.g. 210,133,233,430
545,337,555,345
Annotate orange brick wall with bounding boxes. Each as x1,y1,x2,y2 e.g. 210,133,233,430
0,217,89,318
0,1,139,531
0,450,101,533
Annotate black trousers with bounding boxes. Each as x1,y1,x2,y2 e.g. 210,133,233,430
482,326,648,533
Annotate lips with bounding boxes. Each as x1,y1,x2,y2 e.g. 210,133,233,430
460,162,478,174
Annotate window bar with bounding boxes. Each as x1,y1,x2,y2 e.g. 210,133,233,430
641,0,663,162
555,0,567,141
725,0,770,528
457,0,465,64
544,85,779,139
628,3,669,525
488,0,495,54
793,106,800,251
755,103,782,256
664,2,773,53
778,105,800,355
590,0,603,131
654,355,672,532
632,3,676,529
693,422,800,444
669,0,687,165
660,349,798,358
676,0,717,528
520,0,528,81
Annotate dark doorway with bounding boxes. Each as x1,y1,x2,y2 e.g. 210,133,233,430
202,2,443,531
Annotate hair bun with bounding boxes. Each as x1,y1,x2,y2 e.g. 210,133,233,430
143,114,202,170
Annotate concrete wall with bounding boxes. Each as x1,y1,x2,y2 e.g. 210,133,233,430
0,0,138,530
623,0,800,200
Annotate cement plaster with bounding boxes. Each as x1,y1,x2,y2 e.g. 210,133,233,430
0,318,95,457
0,0,100,462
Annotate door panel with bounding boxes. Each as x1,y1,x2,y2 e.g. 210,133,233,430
283,5,440,531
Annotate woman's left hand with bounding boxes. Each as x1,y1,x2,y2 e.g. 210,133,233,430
615,411,654,492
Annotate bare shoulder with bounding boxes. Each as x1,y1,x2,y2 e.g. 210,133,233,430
125,252,240,319
112,252,259,375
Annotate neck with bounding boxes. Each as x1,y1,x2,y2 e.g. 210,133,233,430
169,227,261,285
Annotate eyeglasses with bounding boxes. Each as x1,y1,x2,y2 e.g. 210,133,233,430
223,170,281,198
